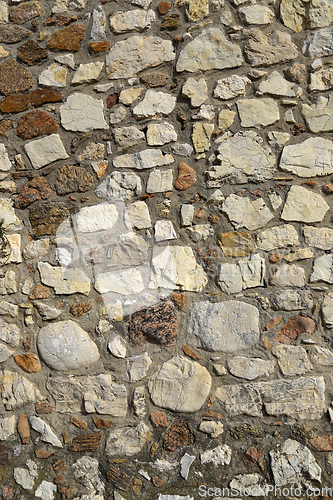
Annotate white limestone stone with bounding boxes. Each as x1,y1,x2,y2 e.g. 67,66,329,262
237,98,280,127
200,445,232,465
91,6,106,40
105,422,152,456
281,185,329,222
133,90,176,119
54,53,75,69
303,226,333,250
38,262,91,295
214,75,250,100
222,194,274,230
279,137,333,177
272,345,313,376
113,149,174,170
256,224,299,251
110,9,155,33
25,134,68,170
238,4,274,24
146,169,173,193
146,122,177,145
95,268,145,295
182,77,208,107
227,356,275,380
126,200,151,229
0,198,23,231
258,71,302,97
74,203,118,233
0,144,11,171
154,220,177,241
60,93,108,132
39,63,67,88
72,62,104,85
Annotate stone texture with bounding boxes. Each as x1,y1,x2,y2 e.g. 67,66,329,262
0,25,30,44
303,27,333,58
0,58,34,96
37,320,99,371
55,165,94,195
272,345,312,376
146,169,173,193
227,356,275,380
256,224,299,251
303,225,333,250
14,177,53,210
133,90,176,119
17,40,48,66
214,75,250,100
280,137,333,177
174,162,196,190
309,68,333,92
10,1,42,24
15,353,41,373
182,77,208,107
244,30,298,66
302,95,333,133
192,123,214,153
106,35,175,79
110,9,155,33
239,4,274,24
105,422,152,456
237,98,280,127
271,289,313,311
176,28,243,72
222,194,274,230
0,370,43,409
128,302,177,347
25,134,68,170
39,63,67,88
0,89,63,114
0,198,23,231
281,185,329,222
149,356,211,412
275,315,316,343
38,262,90,295
60,93,108,132
310,345,333,365
29,201,76,237
16,111,59,140
147,122,177,146
47,25,85,52
201,445,232,465
123,353,152,382
72,62,104,85
114,125,145,151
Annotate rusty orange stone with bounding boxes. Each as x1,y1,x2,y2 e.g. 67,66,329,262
174,162,196,190
150,411,167,428
89,41,110,54
47,25,85,52
17,415,30,444
16,110,59,140
15,353,41,373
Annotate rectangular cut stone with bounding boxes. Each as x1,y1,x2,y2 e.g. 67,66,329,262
24,134,69,169
214,376,326,420
95,268,145,295
74,203,118,233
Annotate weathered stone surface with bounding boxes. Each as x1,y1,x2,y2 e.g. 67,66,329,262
0,370,43,409
237,98,280,127
191,122,214,153
271,289,313,311
239,4,274,24
174,162,196,190
15,353,41,373
35,481,57,500
0,89,62,114
128,302,177,347
309,68,333,92
0,58,34,96
244,30,298,66
106,35,175,79
123,353,152,383
280,137,333,177
95,267,145,295
16,111,59,140
147,122,177,146
217,231,254,257
52,0,88,13
281,185,329,222
148,356,211,412
47,374,127,415
25,134,68,170
227,356,275,380
310,345,333,365
272,345,312,376
308,434,333,451
303,27,333,58
14,177,53,210
214,75,250,100
38,262,90,295
270,439,321,486
302,95,333,133
105,422,152,456
47,25,85,52
110,9,155,33
37,320,99,371
29,201,76,237
72,62,104,85
207,131,275,186
39,63,67,88
258,70,302,97
177,28,243,72
69,433,102,453
96,171,141,201
182,77,207,107
215,376,326,419
113,125,145,151
281,0,333,31
218,253,265,294
0,25,30,44
146,169,173,193
310,254,333,283
55,165,94,195
201,445,231,465
0,198,23,231
256,224,299,251
17,414,30,444
303,225,333,250
17,40,48,66
74,202,118,233
0,120,12,137
270,264,306,287
35,301,62,320
10,1,42,24
14,464,36,490
60,93,108,132
222,194,274,230
0,319,20,347
188,300,259,352
275,315,316,343
133,90,176,119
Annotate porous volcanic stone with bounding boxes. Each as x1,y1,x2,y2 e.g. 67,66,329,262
29,200,76,237
16,111,59,140
54,165,94,195
128,302,177,347
162,420,194,452
0,59,34,96
9,1,42,24
47,25,85,52
14,177,53,210
17,41,48,66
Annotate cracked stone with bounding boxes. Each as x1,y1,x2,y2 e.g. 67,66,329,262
147,122,177,146
133,90,176,119
60,93,108,132
105,422,152,456
182,77,208,107
222,194,274,230
302,95,333,133
227,356,275,380
279,137,333,177
72,62,104,85
214,75,250,100
244,29,298,67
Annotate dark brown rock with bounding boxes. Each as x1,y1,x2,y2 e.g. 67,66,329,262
150,411,167,428
70,416,88,429
106,93,118,108
17,40,48,66
174,162,196,190
0,120,13,137
162,420,194,452
89,41,110,54
35,449,55,459
35,401,53,414
16,110,59,140
44,14,78,26
158,1,171,14
301,181,316,188
70,302,92,317
323,183,333,194
15,353,41,373
55,165,94,195
230,424,264,440
308,435,333,451
106,467,131,491
93,417,113,428
23,334,33,351
29,285,50,299
152,477,164,488
141,72,168,88
9,1,42,25
29,201,77,237
182,344,201,360
128,302,177,347
52,458,67,472
275,315,317,344
15,177,53,210
290,123,306,136
0,89,63,113
0,58,34,96
47,25,85,52
269,253,281,263
69,433,102,453
0,25,31,44
17,415,30,444
244,446,262,467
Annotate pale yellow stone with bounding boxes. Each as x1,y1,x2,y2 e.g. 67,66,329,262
192,123,214,153
119,88,144,105
0,45,9,59
218,109,236,131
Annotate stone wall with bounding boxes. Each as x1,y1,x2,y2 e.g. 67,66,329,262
0,0,333,499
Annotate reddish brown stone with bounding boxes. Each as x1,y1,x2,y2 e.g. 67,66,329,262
52,458,67,472
195,209,205,218
150,411,167,428
59,486,71,500
35,449,55,459
152,477,164,487
13,171,34,180
0,120,12,137
302,181,316,188
70,302,92,317
9,1,42,24
208,214,219,223
17,415,30,444
54,474,64,485
47,25,85,52
141,73,168,88
275,315,317,344
174,162,196,190
308,435,333,451
29,201,77,237
14,177,53,210
55,165,94,195
290,123,306,136
158,1,171,14
44,14,78,26
133,478,142,496
89,41,110,54
70,416,88,429
244,446,262,467
31,20,39,31
182,345,201,360
23,334,33,351
17,40,48,66
162,420,194,452
0,58,34,96
128,302,177,347
172,291,185,309
29,285,51,300
2,487,15,500
17,110,59,140
93,417,113,428
106,467,131,491
106,93,119,108
207,395,216,407
69,433,102,453
15,353,41,373
0,89,63,114
201,410,223,419
269,253,281,263
263,316,283,331
0,25,31,44
323,183,333,193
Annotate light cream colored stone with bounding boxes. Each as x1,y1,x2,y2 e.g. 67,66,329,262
52,0,88,13
119,87,144,105
146,122,177,146
91,6,106,40
280,137,333,177
310,254,333,284
222,194,274,230
74,203,118,233
182,77,208,107
110,9,155,33
29,416,63,447
272,345,313,376
0,198,23,231
214,74,250,100
71,62,104,85
256,224,299,251
192,122,214,153
281,185,329,222
0,144,11,172
106,422,152,456
60,93,108,132
270,264,306,287
133,90,176,119
126,200,151,229
302,95,333,133
227,356,275,380
23,238,49,260
237,98,280,127
0,370,43,409
39,63,67,88
95,268,145,295
309,68,333,92
303,226,333,250
284,248,313,262
38,262,91,295
146,169,173,193
258,71,302,97
24,134,69,169
239,4,274,24
281,0,333,31
218,109,236,131
113,149,174,170
199,421,224,438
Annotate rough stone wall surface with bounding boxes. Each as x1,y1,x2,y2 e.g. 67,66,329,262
1,0,333,499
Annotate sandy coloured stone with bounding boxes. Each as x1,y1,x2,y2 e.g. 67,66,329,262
141,72,168,88
302,95,333,133
0,198,23,231
17,415,30,444
114,149,173,170
10,1,42,24
175,0,208,20
0,370,43,409
25,134,68,170
281,185,329,222
119,88,144,106
72,62,104,85
174,162,196,190
227,356,275,380
239,4,274,24
256,224,299,251
0,25,30,44
177,28,243,72
47,25,85,52
110,9,155,33
0,58,34,96
146,122,177,146
303,27,333,58
60,93,108,132
237,98,280,127
55,165,94,195
133,90,176,119
146,169,173,193
0,89,63,114
39,63,67,88
217,231,254,257
222,194,274,230
244,29,298,66
105,423,152,456
106,35,175,79
29,285,50,300
14,177,53,210
280,137,333,177
17,40,48,66
0,120,12,137
281,0,333,31
272,345,312,376
182,77,208,107
114,125,145,151
192,123,214,153
214,75,250,100
29,200,76,237
38,261,90,295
